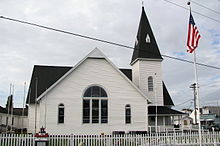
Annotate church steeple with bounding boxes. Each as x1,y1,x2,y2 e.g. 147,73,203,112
131,7,163,64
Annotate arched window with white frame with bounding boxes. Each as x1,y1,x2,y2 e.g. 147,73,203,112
58,103,64,124
83,86,108,124
148,76,153,91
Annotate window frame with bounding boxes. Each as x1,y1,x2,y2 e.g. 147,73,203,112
125,104,131,124
58,103,65,124
82,85,108,124
148,76,154,92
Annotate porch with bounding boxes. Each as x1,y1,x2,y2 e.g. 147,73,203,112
148,106,185,133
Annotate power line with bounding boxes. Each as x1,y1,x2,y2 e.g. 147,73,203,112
0,16,132,49
163,0,220,24
162,55,220,70
190,0,220,14
175,99,193,107
0,15,220,70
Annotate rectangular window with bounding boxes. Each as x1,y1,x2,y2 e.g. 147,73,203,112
126,108,131,124
83,100,90,123
58,107,64,123
92,100,99,123
101,100,108,123
184,120,188,125
148,76,154,91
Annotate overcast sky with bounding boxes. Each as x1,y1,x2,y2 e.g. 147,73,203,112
0,0,220,110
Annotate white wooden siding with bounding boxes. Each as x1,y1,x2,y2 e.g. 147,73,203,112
33,58,148,135
132,60,164,106
27,105,35,133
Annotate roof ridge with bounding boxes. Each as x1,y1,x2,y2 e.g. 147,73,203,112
34,65,72,68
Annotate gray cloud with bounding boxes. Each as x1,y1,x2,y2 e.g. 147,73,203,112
0,0,219,109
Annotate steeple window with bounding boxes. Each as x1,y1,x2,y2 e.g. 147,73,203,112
148,76,153,91
146,34,150,43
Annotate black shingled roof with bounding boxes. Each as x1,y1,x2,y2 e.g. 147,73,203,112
26,65,72,104
163,82,174,106
27,66,174,107
148,106,185,115
131,7,163,64
0,106,7,114
120,69,132,81
0,106,28,116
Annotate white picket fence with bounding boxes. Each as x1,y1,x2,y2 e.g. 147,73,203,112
0,132,220,146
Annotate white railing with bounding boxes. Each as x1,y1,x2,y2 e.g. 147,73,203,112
148,125,209,133
0,132,220,146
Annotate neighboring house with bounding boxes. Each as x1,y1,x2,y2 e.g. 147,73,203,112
181,108,193,116
180,116,193,129
0,105,28,133
189,108,201,124
26,7,184,134
201,106,220,130
202,106,220,117
188,106,220,131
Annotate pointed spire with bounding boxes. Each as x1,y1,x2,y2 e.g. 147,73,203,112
131,7,163,64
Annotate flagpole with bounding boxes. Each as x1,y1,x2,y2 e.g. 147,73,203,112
187,1,202,145
21,82,26,134
193,51,202,146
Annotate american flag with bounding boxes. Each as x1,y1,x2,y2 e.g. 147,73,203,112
187,12,201,53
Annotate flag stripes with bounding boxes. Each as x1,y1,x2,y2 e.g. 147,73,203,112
187,12,201,53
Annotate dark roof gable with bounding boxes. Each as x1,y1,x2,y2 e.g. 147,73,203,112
131,7,162,64
0,106,28,116
163,82,174,106
148,106,184,115
26,65,72,104
120,69,132,81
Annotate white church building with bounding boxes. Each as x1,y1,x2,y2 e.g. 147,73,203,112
26,7,184,134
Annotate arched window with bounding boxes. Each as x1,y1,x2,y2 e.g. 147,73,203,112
83,86,108,124
148,76,153,91
125,104,131,124
58,103,64,124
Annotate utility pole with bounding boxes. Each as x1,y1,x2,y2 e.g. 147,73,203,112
190,83,197,124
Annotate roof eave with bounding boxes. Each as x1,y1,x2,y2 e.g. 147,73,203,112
130,57,163,66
